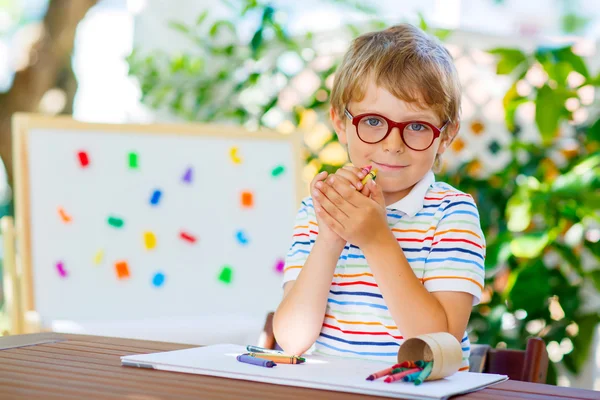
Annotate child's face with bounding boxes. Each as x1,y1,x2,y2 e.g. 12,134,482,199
331,79,453,205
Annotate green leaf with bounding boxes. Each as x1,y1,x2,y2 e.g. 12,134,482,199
553,242,582,274
510,232,550,258
250,28,264,56
209,20,237,37
507,260,551,312
418,12,428,31
196,10,209,26
502,80,529,132
488,48,527,75
551,153,600,195
506,190,531,232
434,29,452,41
168,21,190,34
562,314,600,374
535,84,563,142
485,232,513,277
561,13,591,36
584,239,600,260
589,119,600,143
589,270,600,293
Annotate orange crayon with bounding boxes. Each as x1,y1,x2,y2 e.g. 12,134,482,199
246,353,305,364
366,363,402,381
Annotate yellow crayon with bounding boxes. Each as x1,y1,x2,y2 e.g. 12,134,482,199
361,168,378,185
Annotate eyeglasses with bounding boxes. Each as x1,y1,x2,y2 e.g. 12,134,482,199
344,108,449,151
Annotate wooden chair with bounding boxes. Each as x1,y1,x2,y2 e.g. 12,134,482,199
469,338,548,383
259,312,548,383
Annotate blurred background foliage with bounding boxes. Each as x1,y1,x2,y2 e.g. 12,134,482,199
126,0,600,385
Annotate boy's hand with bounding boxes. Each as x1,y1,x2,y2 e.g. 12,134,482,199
311,171,346,248
313,173,390,250
332,165,373,197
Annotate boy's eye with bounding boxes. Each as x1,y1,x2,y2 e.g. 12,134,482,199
407,123,427,131
363,117,384,127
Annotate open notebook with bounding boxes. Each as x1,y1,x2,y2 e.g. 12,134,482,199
121,344,507,400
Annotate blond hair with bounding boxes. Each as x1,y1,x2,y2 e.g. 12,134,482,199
330,24,461,170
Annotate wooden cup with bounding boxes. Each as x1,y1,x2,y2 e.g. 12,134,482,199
397,332,463,381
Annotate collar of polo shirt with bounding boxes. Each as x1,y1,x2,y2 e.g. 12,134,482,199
386,170,435,217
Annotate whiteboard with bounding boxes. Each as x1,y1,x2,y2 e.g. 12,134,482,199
13,114,304,325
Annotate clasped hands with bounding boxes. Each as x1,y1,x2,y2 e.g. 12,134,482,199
311,165,390,250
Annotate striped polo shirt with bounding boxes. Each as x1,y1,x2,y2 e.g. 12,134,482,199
282,170,485,370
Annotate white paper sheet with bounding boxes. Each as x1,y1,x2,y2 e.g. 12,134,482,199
121,344,507,400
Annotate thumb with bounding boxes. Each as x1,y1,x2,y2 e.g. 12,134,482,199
368,179,385,207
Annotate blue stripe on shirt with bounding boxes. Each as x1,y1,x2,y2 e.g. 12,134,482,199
440,210,479,221
425,257,485,271
319,333,400,347
443,201,477,211
430,247,484,260
315,340,399,357
327,298,388,310
329,290,383,299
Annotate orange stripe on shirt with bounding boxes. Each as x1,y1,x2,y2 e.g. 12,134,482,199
459,366,469,371
432,238,485,249
283,265,302,273
422,276,484,291
333,272,374,278
434,228,482,240
391,227,434,234
324,314,398,330
293,225,308,230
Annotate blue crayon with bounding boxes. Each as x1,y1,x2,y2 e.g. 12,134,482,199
237,354,276,368
246,345,284,354
150,189,162,205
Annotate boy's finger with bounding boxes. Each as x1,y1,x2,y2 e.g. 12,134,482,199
310,171,328,190
360,184,372,197
341,165,369,179
335,168,364,191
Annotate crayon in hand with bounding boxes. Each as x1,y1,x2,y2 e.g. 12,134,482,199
361,168,378,185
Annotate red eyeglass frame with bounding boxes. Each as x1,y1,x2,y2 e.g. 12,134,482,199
344,108,450,151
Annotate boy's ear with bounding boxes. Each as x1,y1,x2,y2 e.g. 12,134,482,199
330,107,347,145
437,120,460,155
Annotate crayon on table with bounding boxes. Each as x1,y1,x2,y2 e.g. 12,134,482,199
366,365,393,381
414,361,434,386
397,360,420,369
390,367,410,375
246,353,305,364
245,345,285,355
366,364,402,380
402,370,423,383
236,354,276,368
384,368,421,383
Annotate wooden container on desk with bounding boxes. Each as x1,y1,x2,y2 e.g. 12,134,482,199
397,332,463,381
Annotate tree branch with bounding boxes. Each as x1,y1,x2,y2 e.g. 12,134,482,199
0,0,98,186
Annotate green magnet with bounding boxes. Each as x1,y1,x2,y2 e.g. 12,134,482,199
108,216,124,228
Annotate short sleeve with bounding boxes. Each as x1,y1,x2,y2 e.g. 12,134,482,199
424,194,486,305
282,197,317,286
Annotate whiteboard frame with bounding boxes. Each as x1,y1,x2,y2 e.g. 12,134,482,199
10,112,307,330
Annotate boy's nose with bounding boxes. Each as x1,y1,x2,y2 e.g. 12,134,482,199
382,127,405,153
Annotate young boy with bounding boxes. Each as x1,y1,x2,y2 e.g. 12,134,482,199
274,24,485,370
